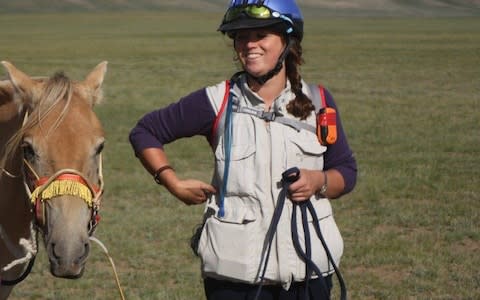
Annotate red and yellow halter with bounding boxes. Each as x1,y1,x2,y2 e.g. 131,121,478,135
24,157,104,234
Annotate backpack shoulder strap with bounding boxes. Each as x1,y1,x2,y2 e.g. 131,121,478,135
210,80,230,146
210,83,327,145
308,84,327,112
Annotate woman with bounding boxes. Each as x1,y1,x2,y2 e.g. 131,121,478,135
129,0,357,299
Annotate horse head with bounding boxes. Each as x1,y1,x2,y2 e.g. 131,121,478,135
2,61,107,279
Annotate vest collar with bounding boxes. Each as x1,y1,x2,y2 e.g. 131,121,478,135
237,74,293,110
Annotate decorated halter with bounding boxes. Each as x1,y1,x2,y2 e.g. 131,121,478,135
1,156,106,287
24,157,104,236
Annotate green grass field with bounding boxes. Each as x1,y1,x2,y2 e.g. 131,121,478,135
1,12,479,299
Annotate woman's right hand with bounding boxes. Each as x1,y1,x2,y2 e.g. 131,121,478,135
165,178,216,206
138,148,216,205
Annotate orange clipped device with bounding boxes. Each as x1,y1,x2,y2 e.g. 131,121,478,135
317,107,337,145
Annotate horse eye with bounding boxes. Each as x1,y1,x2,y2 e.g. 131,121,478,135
21,142,36,162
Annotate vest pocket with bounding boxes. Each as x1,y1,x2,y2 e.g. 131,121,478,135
285,131,326,169
198,202,262,282
214,141,256,196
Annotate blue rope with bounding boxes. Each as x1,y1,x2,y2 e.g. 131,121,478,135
218,85,234,218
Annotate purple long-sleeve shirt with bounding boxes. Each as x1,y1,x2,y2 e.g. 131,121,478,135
129,87,357,195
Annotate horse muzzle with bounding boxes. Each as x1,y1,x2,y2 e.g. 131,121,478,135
26,169,103,278
47,235,90,279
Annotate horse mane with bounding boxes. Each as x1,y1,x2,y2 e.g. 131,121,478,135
0,72,74,175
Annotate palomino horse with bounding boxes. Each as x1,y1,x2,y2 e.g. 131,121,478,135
0,61,107,299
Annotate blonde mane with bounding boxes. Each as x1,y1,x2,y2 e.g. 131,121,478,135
0,72,74,175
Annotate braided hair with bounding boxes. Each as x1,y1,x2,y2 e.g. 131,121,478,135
285,37,314,120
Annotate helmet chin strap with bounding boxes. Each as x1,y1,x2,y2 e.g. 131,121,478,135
247,38,294,85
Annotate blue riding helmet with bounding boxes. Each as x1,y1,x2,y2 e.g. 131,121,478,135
218,0,304,41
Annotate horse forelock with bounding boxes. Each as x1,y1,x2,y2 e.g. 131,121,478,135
0,71,100,174
1,63,107,284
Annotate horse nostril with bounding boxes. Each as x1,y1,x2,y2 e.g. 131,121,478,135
85,242,90,255
50,243,61,260
76,242,90,264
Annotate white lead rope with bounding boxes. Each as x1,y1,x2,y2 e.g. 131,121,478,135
1,222,38,272
89,236,126,300
0,225,126,300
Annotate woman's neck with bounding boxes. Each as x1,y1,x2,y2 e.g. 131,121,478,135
247,69,287,108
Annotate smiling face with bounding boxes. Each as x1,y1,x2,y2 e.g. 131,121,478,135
233,28,286,79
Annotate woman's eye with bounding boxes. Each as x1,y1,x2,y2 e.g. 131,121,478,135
257,33,267,39
235,34,247,42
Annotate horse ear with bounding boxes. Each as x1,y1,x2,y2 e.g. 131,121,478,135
1,61,42,108
82,61,108,106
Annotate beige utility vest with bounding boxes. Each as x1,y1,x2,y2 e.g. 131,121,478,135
198,76,343,290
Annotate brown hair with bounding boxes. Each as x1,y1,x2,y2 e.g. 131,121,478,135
285,37,314,120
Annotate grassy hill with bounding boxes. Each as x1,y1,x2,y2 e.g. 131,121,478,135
0,0,479,16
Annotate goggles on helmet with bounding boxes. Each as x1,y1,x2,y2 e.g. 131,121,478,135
223,4,293,26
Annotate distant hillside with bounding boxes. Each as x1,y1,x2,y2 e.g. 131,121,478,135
0,0,479,16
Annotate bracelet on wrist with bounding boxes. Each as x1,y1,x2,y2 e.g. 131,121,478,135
153,165,174,185
319,171,328,196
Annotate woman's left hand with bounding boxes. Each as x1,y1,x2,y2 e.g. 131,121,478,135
287,169,321,202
